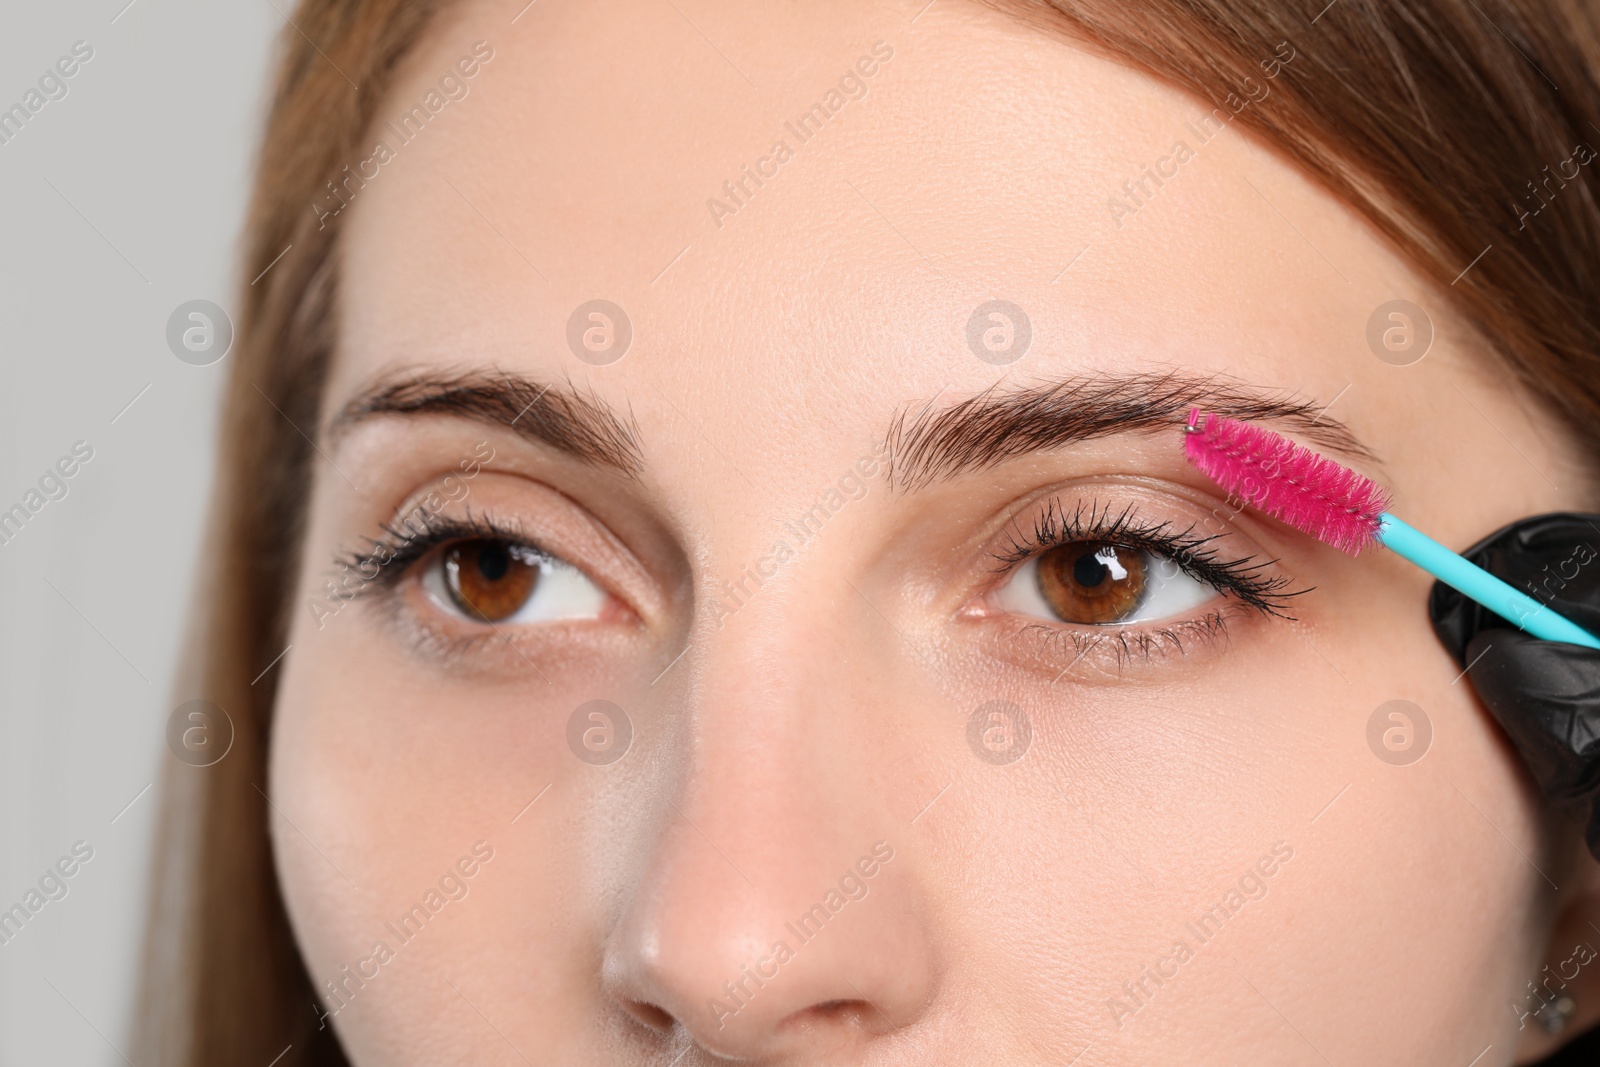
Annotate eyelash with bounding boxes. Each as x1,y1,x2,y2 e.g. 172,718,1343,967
989,498,1307,664
331,499,1304,668
335,511,548,599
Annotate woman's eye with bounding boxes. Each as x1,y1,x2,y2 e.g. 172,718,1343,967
421,538,605,624
995,542,1218,626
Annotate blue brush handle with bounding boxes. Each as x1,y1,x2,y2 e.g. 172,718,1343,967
1377,512,1600,650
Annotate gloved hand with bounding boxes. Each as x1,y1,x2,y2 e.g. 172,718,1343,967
1429,513,1600,858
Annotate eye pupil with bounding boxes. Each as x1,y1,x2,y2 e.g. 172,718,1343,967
1073,552,1109,588
476,543,510,581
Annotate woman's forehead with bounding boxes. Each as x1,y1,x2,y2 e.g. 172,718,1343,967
333,0,1417,472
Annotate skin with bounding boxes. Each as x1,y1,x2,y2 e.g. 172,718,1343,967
268,0,1600,1062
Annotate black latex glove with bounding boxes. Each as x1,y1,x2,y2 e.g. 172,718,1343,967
1429,513,1600,858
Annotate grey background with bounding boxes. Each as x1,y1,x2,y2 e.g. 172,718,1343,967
0,3,276,1063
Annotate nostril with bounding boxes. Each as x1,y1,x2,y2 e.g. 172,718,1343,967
621,999,677,1033
790,999,871,1030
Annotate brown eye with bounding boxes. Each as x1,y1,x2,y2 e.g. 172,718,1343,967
442,540,540,622
1035,542,1147,624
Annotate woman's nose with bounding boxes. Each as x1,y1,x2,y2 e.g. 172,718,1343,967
603,835,933,1059
600,616,938,1060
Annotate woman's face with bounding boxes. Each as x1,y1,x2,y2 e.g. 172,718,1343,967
270,0,1597,1062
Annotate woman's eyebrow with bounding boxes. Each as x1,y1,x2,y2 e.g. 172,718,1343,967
325,370,644,476
884,371,1378,490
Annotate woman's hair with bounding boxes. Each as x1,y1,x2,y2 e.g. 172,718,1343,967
137,1,1600,1063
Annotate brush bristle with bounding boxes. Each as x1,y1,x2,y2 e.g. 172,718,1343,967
1182,409,1390,554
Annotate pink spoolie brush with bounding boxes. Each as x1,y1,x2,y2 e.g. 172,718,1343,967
1182,408,1391,554
1181,408,1600,649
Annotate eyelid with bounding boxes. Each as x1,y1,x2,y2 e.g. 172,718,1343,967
1006,608,1242,673
329,471,666,627
957,499,1308,672
988,497,1305,620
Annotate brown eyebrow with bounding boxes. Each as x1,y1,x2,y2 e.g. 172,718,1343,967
326,370,644,477
884,371,1379,490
